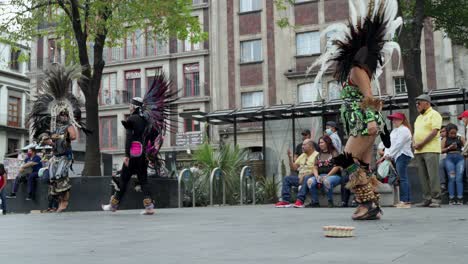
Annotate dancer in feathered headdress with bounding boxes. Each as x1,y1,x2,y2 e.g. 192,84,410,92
29,64,89,212
310,0,402,220
102,73,177,215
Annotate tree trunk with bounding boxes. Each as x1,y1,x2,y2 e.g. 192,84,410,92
398,0,426,125
82,86,102,176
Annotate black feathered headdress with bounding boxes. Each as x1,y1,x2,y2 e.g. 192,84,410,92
29,64,90,140
309,0,402,90
140,73,178,163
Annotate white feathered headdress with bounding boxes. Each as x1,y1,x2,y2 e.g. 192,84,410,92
29,64,90,139
309,0,402,91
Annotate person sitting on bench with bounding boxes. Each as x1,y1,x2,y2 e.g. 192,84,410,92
7,147,42,200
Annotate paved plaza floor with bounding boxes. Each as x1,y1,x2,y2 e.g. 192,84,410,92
1,205,468,264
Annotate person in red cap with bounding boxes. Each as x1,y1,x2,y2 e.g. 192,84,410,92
458,110,468,154
383,112,414,208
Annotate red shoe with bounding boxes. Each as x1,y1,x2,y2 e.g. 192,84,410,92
293,200,305,208
275,201,291,208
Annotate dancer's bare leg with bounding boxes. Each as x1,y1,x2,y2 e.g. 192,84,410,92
344,134,377,164
344,133,379,220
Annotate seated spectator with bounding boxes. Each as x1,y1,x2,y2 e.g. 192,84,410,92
307,136,341,208
0,163,7,215
7,147,42,200
294,129,319,160
441,123,465,205
275,139,318,208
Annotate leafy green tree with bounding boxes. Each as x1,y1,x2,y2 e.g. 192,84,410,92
426,0,468,49
1,0,206,176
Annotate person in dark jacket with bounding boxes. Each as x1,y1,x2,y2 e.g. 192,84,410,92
102,97,155,215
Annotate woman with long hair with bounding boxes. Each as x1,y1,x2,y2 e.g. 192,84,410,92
383,112,414,208
441,123,465,205
307,136,341,208
309,0,402,220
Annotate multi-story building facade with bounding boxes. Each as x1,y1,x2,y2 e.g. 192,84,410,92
0,40,30,161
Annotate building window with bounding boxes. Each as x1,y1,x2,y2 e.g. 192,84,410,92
125,70,141,103
296,32,320,56
7,138,19,154
241,91,264,107
183,18,201,52
100,73,117,105
240,39,262,63
240,0,262,13
328,81,341,100
8,96,21,127
146,68,163,89
394,77,407,94
184,63,200,97
184,119,201,132
183,37,201,52
297,82,321,103
103,46,120,63
100,116,118,150
48,39,61,63
146,30,168,56
125,29,144,59
10,49,21,71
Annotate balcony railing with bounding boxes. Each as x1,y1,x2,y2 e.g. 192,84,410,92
100,45,169,64
99,90,140,106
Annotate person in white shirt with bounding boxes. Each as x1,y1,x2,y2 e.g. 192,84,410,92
384,112,414,208
325,121,343,153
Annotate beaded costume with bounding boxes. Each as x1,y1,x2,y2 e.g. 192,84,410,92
29,64,89,212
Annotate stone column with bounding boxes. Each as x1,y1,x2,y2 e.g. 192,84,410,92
0,85,8,126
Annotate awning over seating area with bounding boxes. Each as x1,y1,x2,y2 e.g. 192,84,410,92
180,88,468,174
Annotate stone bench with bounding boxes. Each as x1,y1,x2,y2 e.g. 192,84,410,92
295,183,396,207
4,176,178,213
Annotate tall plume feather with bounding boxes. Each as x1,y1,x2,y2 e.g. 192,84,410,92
309,0,402,94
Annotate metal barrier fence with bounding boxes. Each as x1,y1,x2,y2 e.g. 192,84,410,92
209,167,225,206
240,166,255,205
178,169,195,208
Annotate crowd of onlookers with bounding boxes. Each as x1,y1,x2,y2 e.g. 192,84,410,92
276,93,466,209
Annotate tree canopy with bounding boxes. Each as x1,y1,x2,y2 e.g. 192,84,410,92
0,0,207,176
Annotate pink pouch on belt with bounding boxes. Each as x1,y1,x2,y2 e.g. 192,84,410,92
130,141,143,157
